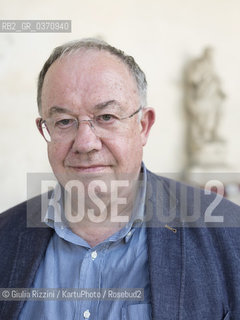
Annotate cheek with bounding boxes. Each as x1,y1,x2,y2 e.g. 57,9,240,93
126,128,144,161
108,131,143,168
47,143,68,169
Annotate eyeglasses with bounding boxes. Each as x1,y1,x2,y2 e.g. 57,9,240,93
38,106,142,142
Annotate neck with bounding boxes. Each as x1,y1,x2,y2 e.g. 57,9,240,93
63,178,140,246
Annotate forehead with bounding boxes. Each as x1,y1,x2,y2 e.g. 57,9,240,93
41,50,139,114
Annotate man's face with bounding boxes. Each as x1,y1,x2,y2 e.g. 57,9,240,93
39,50,154,188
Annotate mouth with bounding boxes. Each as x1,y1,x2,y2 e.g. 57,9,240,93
67,165,110,173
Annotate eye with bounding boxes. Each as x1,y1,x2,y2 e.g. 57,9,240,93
55,118,76,128
96,114,117,123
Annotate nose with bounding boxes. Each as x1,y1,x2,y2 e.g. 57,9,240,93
71,120,102,154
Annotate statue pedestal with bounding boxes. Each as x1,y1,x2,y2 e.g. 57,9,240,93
189,140,227,168
185,166,236,186
185,149,240,205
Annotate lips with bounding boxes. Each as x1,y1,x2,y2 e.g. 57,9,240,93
67,165,110,173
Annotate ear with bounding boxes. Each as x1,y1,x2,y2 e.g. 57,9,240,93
36,118,50,142
139,107,155,146
36,118,51,142
36,117,46,139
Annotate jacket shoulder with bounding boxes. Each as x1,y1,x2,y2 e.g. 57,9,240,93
0,194,44,230
146,169,240,227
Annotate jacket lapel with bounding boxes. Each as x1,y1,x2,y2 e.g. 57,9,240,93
0,196,54,320
146,171,183,320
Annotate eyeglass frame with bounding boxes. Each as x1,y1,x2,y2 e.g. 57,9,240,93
37,106,143,142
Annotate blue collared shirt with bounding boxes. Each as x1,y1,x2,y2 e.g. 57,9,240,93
20,165,151,320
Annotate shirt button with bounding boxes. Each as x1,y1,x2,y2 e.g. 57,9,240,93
91,251,97,260
127,231,132,237
83,309,91,319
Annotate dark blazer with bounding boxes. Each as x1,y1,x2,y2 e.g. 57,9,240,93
1,170,240,320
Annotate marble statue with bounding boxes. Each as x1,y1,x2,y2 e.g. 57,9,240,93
184,47,226,167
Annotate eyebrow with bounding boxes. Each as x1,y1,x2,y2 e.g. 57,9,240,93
48,106,75,117
93,100,123,111
48,100,123,117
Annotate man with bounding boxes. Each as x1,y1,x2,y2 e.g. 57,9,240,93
0,39,240,320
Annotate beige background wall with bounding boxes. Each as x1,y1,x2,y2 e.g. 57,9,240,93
1,0,240,212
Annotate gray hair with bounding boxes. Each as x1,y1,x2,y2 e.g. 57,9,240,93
37,38,147,113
